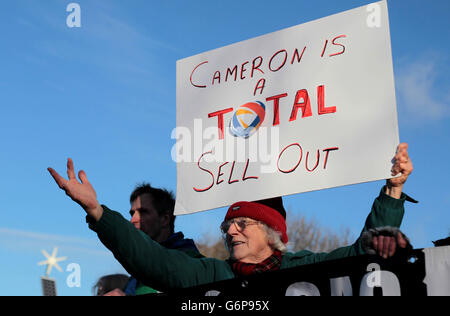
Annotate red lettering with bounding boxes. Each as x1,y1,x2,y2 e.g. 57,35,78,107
266,93,288,126
269,49,288,72
277,143,303,174
291,46,306,64
228,161,239,184
240,61,249,80
251,56,264,78
225,65,237,82
190,61,208,88
208,108,234,140
317,85,336,115
242,159,258,181
330,35,346,57
323,147,339,169
289,89,312,121
212,71,221,85
193,151,214,192
277,144,338,174
217,162,228,185
253,78,266,96
305,150,320,172
321,40,328,58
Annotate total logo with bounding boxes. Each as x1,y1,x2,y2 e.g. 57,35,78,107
229,101,266,138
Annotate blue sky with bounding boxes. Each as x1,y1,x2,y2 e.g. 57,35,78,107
0,0,448,296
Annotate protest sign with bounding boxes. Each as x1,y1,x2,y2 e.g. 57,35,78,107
174,0,399,214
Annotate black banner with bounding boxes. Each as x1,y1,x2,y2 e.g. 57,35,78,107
171,246,450,296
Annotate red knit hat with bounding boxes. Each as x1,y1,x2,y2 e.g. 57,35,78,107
225,197,288,244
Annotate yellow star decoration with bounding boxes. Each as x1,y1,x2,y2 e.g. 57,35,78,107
38,247,67,277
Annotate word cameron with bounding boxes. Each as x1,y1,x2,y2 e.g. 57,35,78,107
190,34,347,94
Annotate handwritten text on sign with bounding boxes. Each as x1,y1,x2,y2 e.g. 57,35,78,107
174,0,398,215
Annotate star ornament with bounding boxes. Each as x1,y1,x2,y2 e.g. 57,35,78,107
38,247,67,277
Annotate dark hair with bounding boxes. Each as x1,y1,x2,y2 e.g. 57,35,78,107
92,274,130,296
129,183,176,232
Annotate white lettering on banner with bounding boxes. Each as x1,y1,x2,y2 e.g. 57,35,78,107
366,263,381,287
285,282,320,296
283,272,401,296
360,271,401,296
196,247,450,296
330,276,353,296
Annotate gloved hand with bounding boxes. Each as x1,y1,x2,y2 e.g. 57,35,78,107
362,226,413,259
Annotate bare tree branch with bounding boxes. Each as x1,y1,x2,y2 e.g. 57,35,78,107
195,210,354,259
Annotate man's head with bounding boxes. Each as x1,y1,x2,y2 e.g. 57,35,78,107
129,183,175,243
221,197,288,264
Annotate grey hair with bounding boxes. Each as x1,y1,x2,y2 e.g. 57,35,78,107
222,220,287,255
259,222,288,254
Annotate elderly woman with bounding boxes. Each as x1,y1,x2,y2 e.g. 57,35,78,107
48,144,414,290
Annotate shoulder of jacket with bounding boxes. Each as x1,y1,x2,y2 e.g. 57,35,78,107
281,250,316,267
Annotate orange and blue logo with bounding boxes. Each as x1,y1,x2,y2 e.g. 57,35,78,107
229,101,266,138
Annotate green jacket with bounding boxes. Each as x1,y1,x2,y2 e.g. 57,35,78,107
124,232,204,295
89,187,411,292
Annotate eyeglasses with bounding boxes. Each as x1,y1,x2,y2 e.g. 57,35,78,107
220,218,259,234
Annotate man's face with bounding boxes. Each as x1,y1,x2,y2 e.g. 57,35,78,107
225,217,273,264
130,193,165,242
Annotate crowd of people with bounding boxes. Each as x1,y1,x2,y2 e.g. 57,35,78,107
48,143,416,296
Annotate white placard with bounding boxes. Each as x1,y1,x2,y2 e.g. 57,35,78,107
174,0,398,215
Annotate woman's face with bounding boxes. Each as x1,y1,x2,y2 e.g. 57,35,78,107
224,217,274,263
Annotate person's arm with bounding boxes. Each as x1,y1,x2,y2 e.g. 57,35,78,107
48,159,233,290
284,188,413,267
88,206,232,290
318,187,411,261
327,143,415,259
288,143,415,265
